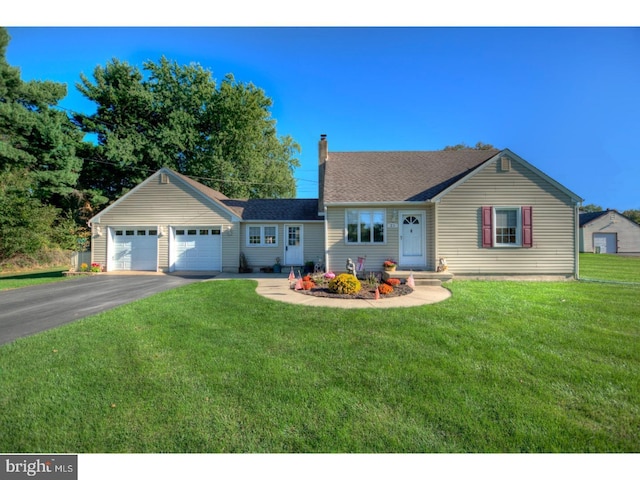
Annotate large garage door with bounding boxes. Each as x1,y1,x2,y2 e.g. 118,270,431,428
594,233,617,253
173,227,222,271
112,228,158,271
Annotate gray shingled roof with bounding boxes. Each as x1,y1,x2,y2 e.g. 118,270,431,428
323,150,499,203
579,211,608,227
221,198,323,221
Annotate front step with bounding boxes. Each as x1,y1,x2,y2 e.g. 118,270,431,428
381,270,454,287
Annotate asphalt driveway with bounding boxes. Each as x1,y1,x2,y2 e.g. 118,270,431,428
0,274,213,346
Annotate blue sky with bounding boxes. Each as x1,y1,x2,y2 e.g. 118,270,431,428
4,26,640,210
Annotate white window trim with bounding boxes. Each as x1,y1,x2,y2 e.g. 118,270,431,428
493,206,522,247
246,225,279,247
345,209,386,244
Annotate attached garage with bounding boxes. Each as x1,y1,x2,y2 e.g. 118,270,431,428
109,228,158,271
89,167,323,273
171,227,222,271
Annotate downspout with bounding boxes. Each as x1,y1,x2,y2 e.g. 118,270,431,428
433,200,438,272
574,203,581,280
324,205,329,272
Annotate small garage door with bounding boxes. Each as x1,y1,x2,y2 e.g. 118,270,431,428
173,227,222,271
112,228,158,271
594,233,617,253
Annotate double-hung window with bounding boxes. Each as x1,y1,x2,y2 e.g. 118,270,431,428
247,225,278,246
482,206,533,248
495,208,520,246
346,209,385,244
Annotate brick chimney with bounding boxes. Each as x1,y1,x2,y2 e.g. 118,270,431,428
318,134,328,215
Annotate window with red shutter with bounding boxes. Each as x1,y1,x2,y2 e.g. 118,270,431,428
483,206,533,248
482,206,493,248
522,206,533,248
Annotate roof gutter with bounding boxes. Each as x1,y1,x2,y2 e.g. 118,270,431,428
324,200,431,208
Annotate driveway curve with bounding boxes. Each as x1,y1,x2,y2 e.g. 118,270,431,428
0,274,213,346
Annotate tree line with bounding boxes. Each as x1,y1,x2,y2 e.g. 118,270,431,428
0,27,300,267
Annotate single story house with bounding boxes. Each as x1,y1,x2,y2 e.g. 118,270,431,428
579,210,640,254
89,134,584,278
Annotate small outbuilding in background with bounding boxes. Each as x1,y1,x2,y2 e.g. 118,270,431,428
579,210,640,254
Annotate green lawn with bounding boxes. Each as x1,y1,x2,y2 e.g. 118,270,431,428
580,253,640,283
1,276,638,452
0,267,70,291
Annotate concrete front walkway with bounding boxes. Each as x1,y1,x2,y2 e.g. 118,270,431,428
213,272,451,309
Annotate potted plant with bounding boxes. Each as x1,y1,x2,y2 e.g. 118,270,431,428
273,257,282,273
239,252,252,273
383,259,397,272
304,261,314,274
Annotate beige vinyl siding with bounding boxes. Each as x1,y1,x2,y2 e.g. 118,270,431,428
91,224,106,268
239,222,325,269
437,160,577,275
325,206,403,273
580,211,640,253
426,203,436,271
91,174,238,272
302,222,326,266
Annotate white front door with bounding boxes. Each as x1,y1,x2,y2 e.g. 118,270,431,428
284,225,303,266
399,212,426,267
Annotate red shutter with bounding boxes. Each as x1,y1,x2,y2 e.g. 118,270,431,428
482,206,493,248
522,206,533,248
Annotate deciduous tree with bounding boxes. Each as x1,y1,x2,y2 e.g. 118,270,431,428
443,141,496,151
74,57,300,203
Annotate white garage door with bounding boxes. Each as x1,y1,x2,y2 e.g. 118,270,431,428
173,227,222,271
112,228,158,271
594,233,617,254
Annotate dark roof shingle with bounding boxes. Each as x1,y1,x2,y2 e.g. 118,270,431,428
169,169,321,221
579,211,608,227
323,149,499,203
221,198,323,221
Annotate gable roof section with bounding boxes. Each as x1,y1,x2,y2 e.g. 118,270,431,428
89,168,241,224
89,167,321,224
323,149,499,203
580,209,640,228
431,149,583,204
579,210,608,227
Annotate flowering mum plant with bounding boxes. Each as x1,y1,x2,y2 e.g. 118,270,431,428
90,263,101,273
80,263,88,272
383,259,397,268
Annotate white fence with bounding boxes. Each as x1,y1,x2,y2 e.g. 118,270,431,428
70,251,91,271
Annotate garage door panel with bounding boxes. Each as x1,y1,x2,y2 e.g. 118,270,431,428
594,233,617,254
111,228,158,271
173,227,221,271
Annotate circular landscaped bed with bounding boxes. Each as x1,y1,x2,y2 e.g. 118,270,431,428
292,273,414,300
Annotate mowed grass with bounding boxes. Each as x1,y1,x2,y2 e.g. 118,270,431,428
1,276,638,453
580,253,640,283
0,267,70,291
